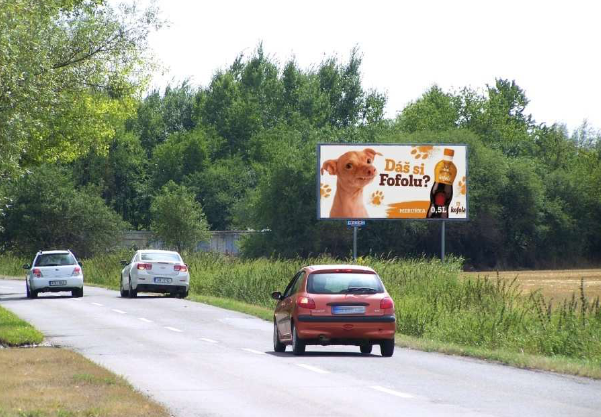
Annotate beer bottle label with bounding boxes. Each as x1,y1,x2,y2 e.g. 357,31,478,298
434,193,447,206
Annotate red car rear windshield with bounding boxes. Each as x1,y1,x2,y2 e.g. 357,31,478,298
307,273,384,294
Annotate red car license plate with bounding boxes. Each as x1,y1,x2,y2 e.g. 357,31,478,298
332,306,366,315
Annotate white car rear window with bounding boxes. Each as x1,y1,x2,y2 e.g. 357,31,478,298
141,252,181,262
34,253,76,266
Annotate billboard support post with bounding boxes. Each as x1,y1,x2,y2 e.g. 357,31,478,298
318,144,468,261
353,226,358,261
441,221,446,262
346,220,365,262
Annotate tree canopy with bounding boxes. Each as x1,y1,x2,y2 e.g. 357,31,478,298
1,29,599,268
0,0,161,177
150,181,210,253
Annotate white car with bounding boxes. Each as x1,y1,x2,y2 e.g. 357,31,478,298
23,250,84,298
120,250,190,298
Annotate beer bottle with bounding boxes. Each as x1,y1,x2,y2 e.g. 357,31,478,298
427,148,457,218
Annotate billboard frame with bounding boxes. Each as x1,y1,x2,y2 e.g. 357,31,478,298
316,143,470,222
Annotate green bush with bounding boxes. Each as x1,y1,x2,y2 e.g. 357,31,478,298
0,165,127,258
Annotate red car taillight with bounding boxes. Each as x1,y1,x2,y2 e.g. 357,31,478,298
174,264,188,272
137,263,152,270
72,266,81,276
380,297,394,310
297,296,316,309
32,268,42,278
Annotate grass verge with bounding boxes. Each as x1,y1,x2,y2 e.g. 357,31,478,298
0,347,170,417
0,305,43,346
395,334,601,380
188,293,273,321
190,291,601,380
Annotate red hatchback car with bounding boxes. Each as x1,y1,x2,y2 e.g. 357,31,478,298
272,265,396,356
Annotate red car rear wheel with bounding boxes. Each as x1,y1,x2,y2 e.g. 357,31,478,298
273,321,286,353
291,324,306,356
380,339,394,357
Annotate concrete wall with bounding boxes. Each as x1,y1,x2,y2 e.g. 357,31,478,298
121,230,253,255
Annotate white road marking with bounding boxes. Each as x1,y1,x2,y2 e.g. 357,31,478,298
91,302,103,306
296,364,330,374
370,386,415,399
242,348,265,355
200,338,218,343
138,318,153,323
112,309,127,314
70,298,81,301
165,326,183,333
0,286,13,290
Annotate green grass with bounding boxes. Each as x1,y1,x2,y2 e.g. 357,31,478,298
0,253,27,279
395,334,601,379
0,306,44,346
188,294,273,321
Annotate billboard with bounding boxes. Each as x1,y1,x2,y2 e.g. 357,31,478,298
318,144,468,220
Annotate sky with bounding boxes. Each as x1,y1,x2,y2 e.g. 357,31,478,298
134,0,600,132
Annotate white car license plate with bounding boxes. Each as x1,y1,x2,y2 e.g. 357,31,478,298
332,306,366,315
49,280,67,286
154,277,172,284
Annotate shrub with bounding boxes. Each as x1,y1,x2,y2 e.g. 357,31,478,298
0,165,127,257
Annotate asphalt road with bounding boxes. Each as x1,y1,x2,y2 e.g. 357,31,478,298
1,279,600,417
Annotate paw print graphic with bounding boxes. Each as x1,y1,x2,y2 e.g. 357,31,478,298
371,190,384,206
320,183,332,198
410,145,433,160
458,176,466,195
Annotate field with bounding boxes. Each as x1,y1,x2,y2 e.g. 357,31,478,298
462,269,601,302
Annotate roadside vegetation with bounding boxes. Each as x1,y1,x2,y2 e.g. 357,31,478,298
0,305,43,346
3,253,599,377
0,254,25,278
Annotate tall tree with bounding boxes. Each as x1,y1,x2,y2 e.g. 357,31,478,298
458,79,535,156
396,85,459,133
194,45,387,157
150,181,210,252
0,0,161,177
150,127,210,189
128,82,197,155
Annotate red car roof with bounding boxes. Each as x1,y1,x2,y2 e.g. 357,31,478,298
304,265,376,274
